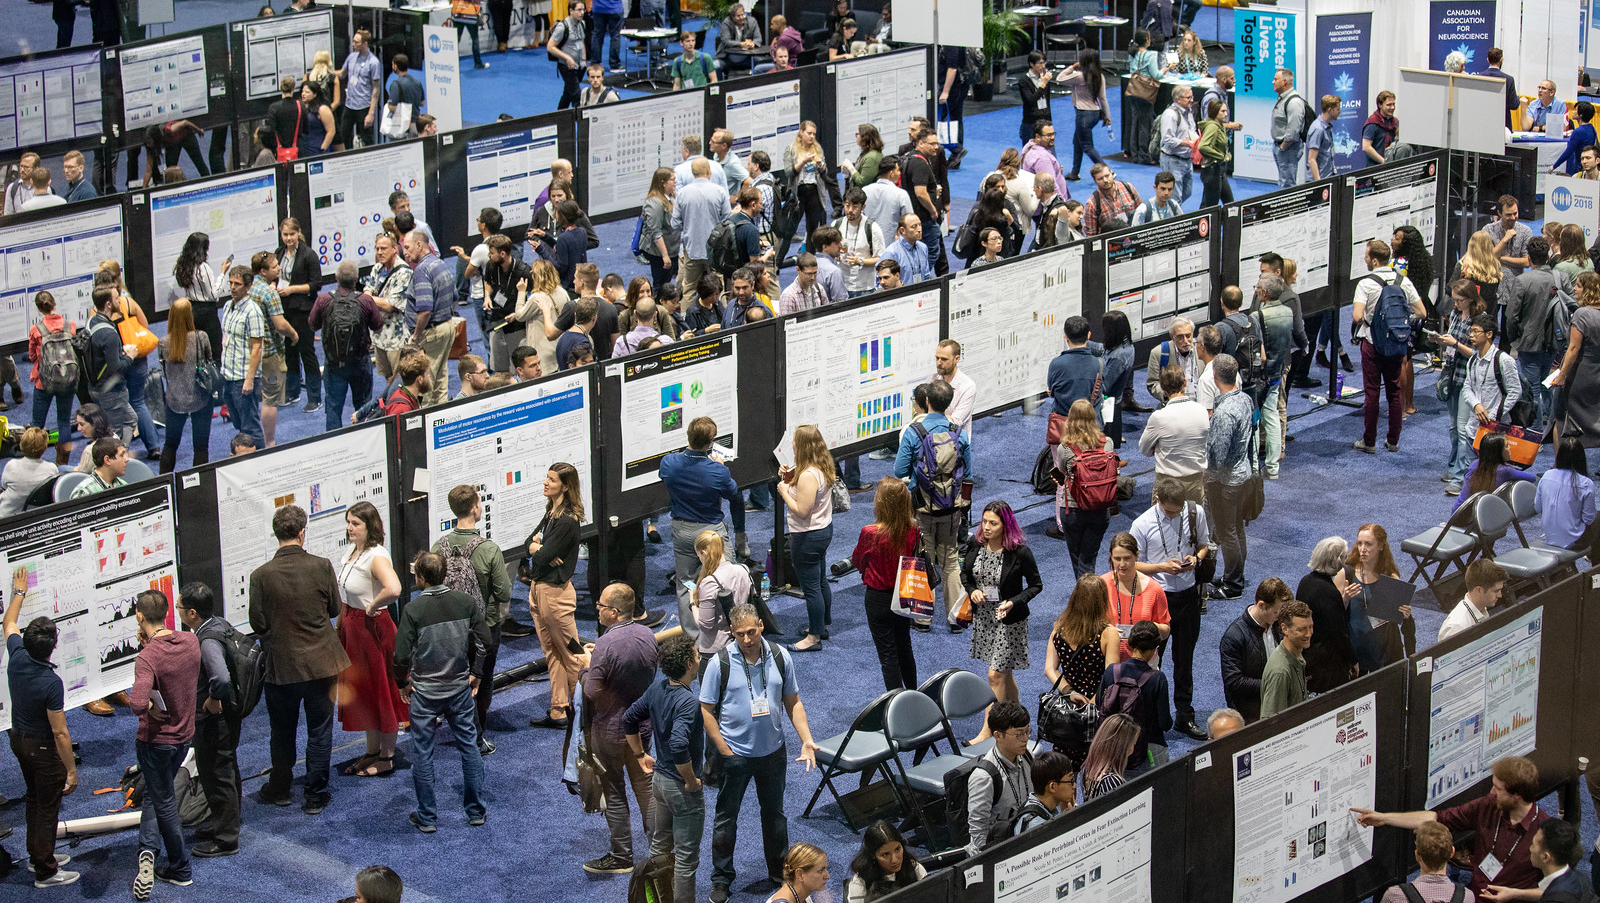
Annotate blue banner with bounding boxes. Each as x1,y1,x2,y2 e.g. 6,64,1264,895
1315,12,1371,176
1428,1,1496,73
1234,8,1298,182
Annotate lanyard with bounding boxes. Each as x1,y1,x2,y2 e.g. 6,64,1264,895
1156,510,1186,560
739,649,769,704
1114,575,1136,623
1490,813,1524,860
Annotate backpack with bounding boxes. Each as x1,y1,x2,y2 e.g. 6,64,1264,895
627,852,675,903
706,215,742,276
943,752,1029,851
546,19,569,62
1547,285,1575,353
1490,349,1539,428
1031,446,1057,495
909,421,967,514
1399,884,1467,903
1066,444,1119,511
1287,92,1314,143
38,320,79,394
1363,272,1413,358
322,290,366,367
441,535,488,620
960,48,984,82
1233,311,1271,404
78,319,119,382
711,640,791,723
832,214,877,256
197,620,267,718
1097,662,1157,722
630,214,647,263
1216,311,1252,357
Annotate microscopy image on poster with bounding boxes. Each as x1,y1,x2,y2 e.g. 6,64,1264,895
304,143,427,275
1103,214,1214,341
949,242,1084,413
1234,183,1334,303
0,202,123,346
993,788,1153,903
463,125,559,234
1232,692,1378,903
148,169,280,309
1346,157,1440,280
584,93,703,218
1426,607,1542,807
617,335,739,491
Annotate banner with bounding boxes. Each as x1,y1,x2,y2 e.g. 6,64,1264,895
1547,174,1600,243
423,25,463,133
1314,12,1371,177
1429,1,1496,73
1235,8,1298,183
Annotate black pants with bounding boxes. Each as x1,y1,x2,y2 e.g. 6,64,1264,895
209,127,228,175
264,676,335,804
1166,583,1202,723
798,183,827,248
1061,507,1110,581
473,622,503,734
54,1,74,49
864,586,917,691
9,731,66,881
1201,161,1234,209
337,105,372,149
557,64,582,109
282,309,322,404
194,710,242,847
488,0,513,43
192,302,223,360
165,134,211,178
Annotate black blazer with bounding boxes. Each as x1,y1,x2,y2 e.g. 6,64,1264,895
525,511,580,587
1296,570,1358,694
959,541,1042,624
1219,609,1276,722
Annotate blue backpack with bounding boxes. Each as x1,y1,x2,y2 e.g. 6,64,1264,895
630,214,646,262
910,421,967,514
1363,272,1413,358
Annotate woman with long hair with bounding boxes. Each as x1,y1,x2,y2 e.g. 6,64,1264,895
1454,434,1536,512
275,216,322,416
1434,279,1488,491
528,178,574,259
990,147,1038,219
694,529,750,673
27,290,77,465
156,298,215,472
639,167,680,293
1552,100,1597,174
94,262,160,459
1199,98,1234,208
519,258,570,375
1125,30,1161,166
71,403,111,473
1044,575,1120,768
845,821,926,903
960,178,1016,265
769,843,830,903
1163,27,1208,75
336,501,404,776
171,231,229,352
779,424,837,652
1059,48,1110,181
298,82,336,158
961,500,1042,744
1297,537,1359,693
1453,230,1504,319
847,123,886,188
850,478,923,690
1391,224,1434,417
1552,270,1600,447
305,50,341,116
1333,524,1414,673
1080,713,1139,801
1536,437,1599,561
525,463,588,728
785,121,832,243
1553,223,1595,292
1102,531,1169,659
1051,399,1114,579
827,17,859,61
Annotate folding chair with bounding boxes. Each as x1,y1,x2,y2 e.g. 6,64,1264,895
1473,493,1565,592
802,690,904,830
1494,480,1585,565
1401,491,1488,599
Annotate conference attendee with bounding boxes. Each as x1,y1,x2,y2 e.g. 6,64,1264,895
874,259,902,292
1204,354,1254,601
153,299,214,473
639,168,681,294
846,821,926,902
1042,576,1118,766
1438,559,1508,643
895,381,972,632
661,417,747,643
1300,95,1341,182
1257,599,1312,719
1352,240,1425,453
879,214,932,286
1550,270,1600,448
1158,88,1198,203
128,589,201,900
1018,121,1069,205
1127,476,1209,736
715,3,762,72
1487,195,1533,281
1479,47,1518,128
575,63,622,108
1138,366,1208,504
330,502,404,780
1270,68,1311,188
786,122,836,246
961,501,1041,741
1296,537,1359,693
847,478,923,691
832,189,885,298
379,350,431,416
25,292,75,466
309,262,382,431
624,634,705,903
0,428,54,516
674,136,728,193
294,83,336,158
427,488,509,752
1526,80,1566,132
218,267,267,446
335,29,382,147
777,425,837,653
1206,708,1244,740
1454,314,1523,494
777,253,829,314
701,604,820,903
1097,621,1171,773
1535,438,1599,562
1376,823,1468,903
1016,50,1057,145
364,233,414,382
1050,399,1114,576
671,158,732,303
903,130,949,276
1047,315,1103,419
70,437,129,499
709,129,748,189
1145,317,1199,405
268,219,320,414
549,201,591,292
1081,164,1140,237
670,30,716,89
1334,523,1415,674
96,262,160,457
961,702,1034,856
1131,171,1183,225
969,228,1005,269
1362,90,1399,165
1055,50,1109,182
83,286,138,447
249,505,349,815
1080,714,1138,801
393,551,490,833
1198,98,1235,208
861,156,913,232
166,584,244,865
3,152,39,214
1255,274,1301,479
1522,819,1593,902
60,150,95,203
1353,756,1549,900
523,464,587,729
547,0,587,109
401,230,457,407
1553,103,1598,175
1030,172,1070,252
4,566,80,887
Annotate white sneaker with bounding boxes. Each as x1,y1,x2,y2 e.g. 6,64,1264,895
34,869,80,889
133,850,155,901
25,853,72,871
867,448,894,460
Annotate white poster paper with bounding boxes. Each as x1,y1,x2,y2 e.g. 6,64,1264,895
425,374,593,543
240,11,333,100
1234,183,1335,303
422,25,463,133
833,51,927,168
118,34,210,128
304,143,428,275
619,335,740,491
584,93,704,218
724,78,802,164
993,788,1154,903
949,242,1084,413
0,48,103,151
0,202,123,346
0,484,178,730
148,169,280,310
784,288,941,450
212,424,393,627
1345,157,1441,280
1426,607,1542,807
1232,692,1379,903
1102,215,1213,341
465,125,560,235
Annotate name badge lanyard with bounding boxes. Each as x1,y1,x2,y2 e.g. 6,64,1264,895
740,652,771,717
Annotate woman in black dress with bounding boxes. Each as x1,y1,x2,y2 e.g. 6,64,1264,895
1043,575,1121,768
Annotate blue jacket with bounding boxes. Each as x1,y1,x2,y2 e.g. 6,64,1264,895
1046,346,1103,417
659,448,746,531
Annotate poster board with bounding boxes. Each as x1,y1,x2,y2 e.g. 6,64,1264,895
1225,179,1338,315
1093,211,1220,354
580,89,706,221
1339,152,1445,284
103,25,234,143
829,49,930,172
0,482,179,730
947,238,1087,417
135,167,284,312
715,72,805,165
0,198,124,350
1396,68,1510,156
289,139,432,276
432,112,573,251
0,46,104,158
229,10,335,119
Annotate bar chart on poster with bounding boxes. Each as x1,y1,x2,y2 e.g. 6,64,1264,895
949,242,1084,413
147,169,281,309
584,93,704,218
1104,215,1213,341
462,125,560,234
724,78,802,162
832,51,927,167
0,201,123,346
239,10,333,100
1233,183,1335,304
1425,607,1542,807
118,34,211,128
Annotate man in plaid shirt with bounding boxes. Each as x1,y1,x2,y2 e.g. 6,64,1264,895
221,266,267,446
247,252,298,448
1082,164,1142,236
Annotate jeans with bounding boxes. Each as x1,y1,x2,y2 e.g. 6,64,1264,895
1260,381,1283,476
136,739,191,878
1201,160,1234,208
915,510,965,624
30,387,74,437
457,20,484,66
839,455,863,488
161,402,213,470
1159,156,1194,205
1060,506,1109,581
589,12,623,69
864,586,917,690
10,730,67,880
408,684,486,826
1070,108,1106,177
194,710,242,847
89,381,135,445
1204,479,1249,592
324,361,374,432
798,184,827,248
125,355,159,454
1518,351,1553,429
790,523,834,638
221,379,263,446
1166,583,1201,722
926,223,949,277
672,519,728,643
711,746,789,887
283,309,322,404
263,676,336,804
488,326,525,374
1127,97,1155,164
1445,376,1476,482
649,771,705,903
648,255,677,296
1360,340,1405,447
557,63,583,109
473,622,502,734
1273,140,1304,189
748,482,773,510
1313,310,1344,356
594,732,654,858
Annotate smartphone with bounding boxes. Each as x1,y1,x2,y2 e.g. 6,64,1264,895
1048,466,1067,484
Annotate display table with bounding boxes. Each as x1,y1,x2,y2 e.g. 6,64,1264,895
1510,131,1569,198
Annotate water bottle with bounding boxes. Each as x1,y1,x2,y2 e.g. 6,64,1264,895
1334,371,1345,399
760,573,772,601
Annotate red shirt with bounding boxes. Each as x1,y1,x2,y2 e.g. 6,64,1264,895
851,523,923,592
1102,572,1169,659
27,314,75,389
382,388,420,416
1435,793,1547,897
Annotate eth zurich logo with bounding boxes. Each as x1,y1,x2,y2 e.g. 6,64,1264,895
429,34,443,53
1552,186,1574,211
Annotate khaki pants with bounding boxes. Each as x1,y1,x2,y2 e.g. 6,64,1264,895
915,510,965,625
373,346,405,381
678,257,708,304
530,581,583,713
1151,471,1206,506
416,319,457,407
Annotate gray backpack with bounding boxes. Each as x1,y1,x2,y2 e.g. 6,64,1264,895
38,320,78,394
441,536,487,619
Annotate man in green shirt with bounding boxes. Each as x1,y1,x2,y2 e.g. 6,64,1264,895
431,485,512,756
71,438,130,499
1260,599,1312,719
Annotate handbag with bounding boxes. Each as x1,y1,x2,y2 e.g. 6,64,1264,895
450,0,481,22
192,355,220,400
952,221,977,259
830,475,852,512
1128,72,1160,102
1240,420,1266,523
1190,136,1205,167
889,555,936,619
1473,421,1542,468
448,317,469,360
1045,411,1068,446
1037,672,1099,748
572,734,608,814
111,301,158,358
276,100,302,162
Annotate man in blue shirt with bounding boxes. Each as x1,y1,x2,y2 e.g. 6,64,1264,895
699,604,819,903
894,381,972,631
1130,171,1184,225
624,634,705,903
1045,315,1103,418
658,416,747,642
1305,95,1339,181
671,158,733,304
402,230,457,407
61,151,96,203
809,226,849,303
1525,80,1567,133
879,214,932,285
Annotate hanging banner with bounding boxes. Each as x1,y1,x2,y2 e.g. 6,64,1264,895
1314,12,1371,177
423,25,463,133
1235,8,1298,183
1428,1,1497,73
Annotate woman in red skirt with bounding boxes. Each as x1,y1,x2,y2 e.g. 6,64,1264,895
336,501,404,776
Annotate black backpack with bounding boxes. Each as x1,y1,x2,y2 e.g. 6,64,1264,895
627,852,675,903
711,640,790,723
706,215,742,276
1232,310,1271,405
322,290,365,367
1400,884,1466,903
197,620,267,718
943,753,1029,851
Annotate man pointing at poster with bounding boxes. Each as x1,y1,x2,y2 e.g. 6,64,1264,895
1352,756,1548,901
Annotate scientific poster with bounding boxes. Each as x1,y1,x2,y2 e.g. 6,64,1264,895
303,143,428,275
833,51,927,168
1234,184,1334,304
784,288,941,450
211,424,393,626
0,483,178,730
993,788,1154,903
119,34,210,128
0,48,103,151
724,78,802,163
1233,692,1378,903
1103,215,1214,341
1345,157,1440,280
148,169,280,309
617,335,739,491
0,202,123,346
462,125,560,235
584,93,704,218
425,374,594,544
949,243,1084,413
240,10,333,99
1426,607,1542,807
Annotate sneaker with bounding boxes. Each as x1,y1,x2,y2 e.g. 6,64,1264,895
304,400,323,413
1266,471,1279,480
478,737,497,756
710,884,732,903
33,870,80,888
133,851,155,901
910,621,931,633
469,813,486,827
257,787,292,807
25,853,72,872
155,866,194,886
583,853,635,874
609,66,626,73
1384,441,1399,452
867,448,895,460
1445,483,1462,497
474,61,491,69
1351,440,1375,454
192,841,239,858
409,811,437,834
302,797,329,816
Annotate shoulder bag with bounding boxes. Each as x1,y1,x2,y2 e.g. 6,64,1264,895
1129,71,1160,102
1037,670,1099,749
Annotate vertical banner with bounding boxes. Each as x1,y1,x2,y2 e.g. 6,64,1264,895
1234,9,1298,183
1428,1,1497,73
423,25,463,133
1546,175,1600,243
1314,13,1371,177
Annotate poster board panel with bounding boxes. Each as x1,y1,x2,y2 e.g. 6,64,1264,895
0,197,125,351
432,110,575,253
102,25,234,147
0,45,106,160
286,139,434,277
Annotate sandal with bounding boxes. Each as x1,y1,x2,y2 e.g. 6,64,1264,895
343,753,380,776
357,755,395,777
